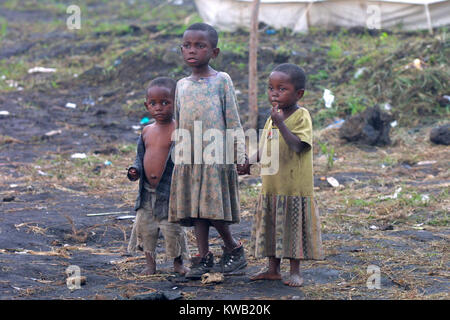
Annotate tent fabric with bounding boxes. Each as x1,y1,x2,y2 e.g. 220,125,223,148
193,0,450,32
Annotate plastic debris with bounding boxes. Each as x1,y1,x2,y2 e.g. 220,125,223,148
37,170,50,176
65,102,77,109
384,103,392,111
201,272,224,284
421,194,430,204
132,125,141,130
390,120,398,127
71,153,87,159
86,211,129,217
354,67,368,79
380,187,402,200
140,117,150,125
113,59,122,67
82,97,95,107
369,225,379,230
104,160,112,166
27,67,57,74
326,177,340,188
265,29,277,35
417,160,436,165
0,111,10,117
323,89,335,109
324,119,345,130
45,129,62,137
115,215,136,220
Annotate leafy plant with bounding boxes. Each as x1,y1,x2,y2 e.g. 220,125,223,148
317,140,335,170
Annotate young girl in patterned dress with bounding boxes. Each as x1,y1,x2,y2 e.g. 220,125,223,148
168,23,247,279
240,63,324,286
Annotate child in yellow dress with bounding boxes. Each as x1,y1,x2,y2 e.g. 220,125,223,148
240,63,324,286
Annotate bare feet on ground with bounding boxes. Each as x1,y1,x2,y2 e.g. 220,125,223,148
174,264,190,275
283,274,304,287
249,270,282,281
141,266,157,275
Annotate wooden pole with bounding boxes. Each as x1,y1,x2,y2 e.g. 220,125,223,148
249,0,260,129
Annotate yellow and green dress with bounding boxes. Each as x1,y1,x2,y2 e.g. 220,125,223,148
251,107,324,260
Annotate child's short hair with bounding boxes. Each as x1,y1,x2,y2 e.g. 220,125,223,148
147,77,176,96
185,22,219,48
273,63,306,90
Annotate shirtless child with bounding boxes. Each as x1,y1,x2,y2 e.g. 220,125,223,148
127,77,190,275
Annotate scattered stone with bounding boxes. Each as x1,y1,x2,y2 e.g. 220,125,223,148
3,196,15,202
339,106,393,146
429,124,450,145
131,291,182,300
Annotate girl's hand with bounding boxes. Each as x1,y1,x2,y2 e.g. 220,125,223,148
127,168,139,181
270,105,283,126
237,155,250,175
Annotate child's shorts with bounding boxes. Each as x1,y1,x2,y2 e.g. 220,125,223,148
128,183,190,261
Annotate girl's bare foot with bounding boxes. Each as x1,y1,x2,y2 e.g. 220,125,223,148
174,257,190,275
283,274,304,287
250,270,282,281
141,266,156,275
174,264,190,275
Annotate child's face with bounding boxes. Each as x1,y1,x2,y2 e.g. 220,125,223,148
267,71,304,109
181,30,219,68
144,86,174,123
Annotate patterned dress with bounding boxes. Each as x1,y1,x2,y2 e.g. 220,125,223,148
250,107,324,260
168,72,244,227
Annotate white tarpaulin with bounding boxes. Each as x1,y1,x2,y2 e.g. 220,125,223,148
193,0,450,32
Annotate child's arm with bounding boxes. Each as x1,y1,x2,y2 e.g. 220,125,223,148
127,136,144,181
222,73,246,165
271,106,310,154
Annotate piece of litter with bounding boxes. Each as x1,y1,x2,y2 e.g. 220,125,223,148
369,225,379,230
384,103,392,111
45,129,62,137
379,187,402,200
354,67,368,79
421,194,430,203
140,117,150,125
71,153,87,159
104,160,112,166
324,119,345,130
65,102,77,109
201,272,224,284
413,58,423,70
86,211,130,217
82,97,95,107
116,215,136,220
28,67,57,74
326,177,340,188
0,111,10,116
37,170,50,176
132,125,141,130
323,89,335,109
417,160,436,166
9,184,18,188
390,120,398,127
443,95,450,102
